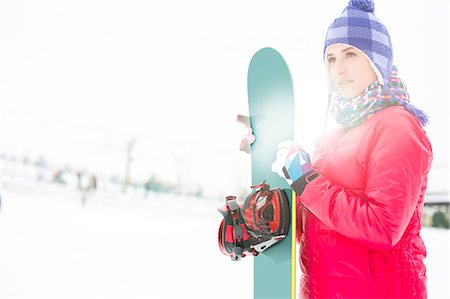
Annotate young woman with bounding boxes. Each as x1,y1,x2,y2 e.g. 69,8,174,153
272,0,433,298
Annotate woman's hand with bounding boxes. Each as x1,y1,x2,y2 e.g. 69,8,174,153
271,140,315,188
236,114,255,153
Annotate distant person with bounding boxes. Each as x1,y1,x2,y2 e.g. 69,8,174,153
52,170,66,184
144,179,151,198
88,174,97,191
271,1,433,298
76,171,83,190
77,170,92,207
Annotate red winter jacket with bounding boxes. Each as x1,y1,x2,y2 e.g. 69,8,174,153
296,106,433,298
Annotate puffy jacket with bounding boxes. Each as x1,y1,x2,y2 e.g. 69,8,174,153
295,106,433,298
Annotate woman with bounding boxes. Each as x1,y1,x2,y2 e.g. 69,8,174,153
272,0,433,298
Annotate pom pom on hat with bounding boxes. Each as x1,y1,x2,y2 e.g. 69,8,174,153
348,0,375,12
324,0,393,85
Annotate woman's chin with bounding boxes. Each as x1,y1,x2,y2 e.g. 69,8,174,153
339,91,356,100
339,88,364,100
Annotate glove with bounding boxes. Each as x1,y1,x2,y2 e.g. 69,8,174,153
236,114,256,153
271,140,319,195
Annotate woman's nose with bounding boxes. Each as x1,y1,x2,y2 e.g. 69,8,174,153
334,58,346,75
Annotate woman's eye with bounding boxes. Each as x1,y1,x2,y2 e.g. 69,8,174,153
346,52,356,58
327,57,336,63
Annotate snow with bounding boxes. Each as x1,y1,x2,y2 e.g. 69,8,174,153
0,177,252,299
422,228,450,299
1,177,449,298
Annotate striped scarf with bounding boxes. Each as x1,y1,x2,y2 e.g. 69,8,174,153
330,66,429,128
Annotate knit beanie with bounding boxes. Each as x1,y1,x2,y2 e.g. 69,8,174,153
324,0,393,85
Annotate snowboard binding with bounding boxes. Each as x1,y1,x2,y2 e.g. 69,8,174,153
217,181,290,261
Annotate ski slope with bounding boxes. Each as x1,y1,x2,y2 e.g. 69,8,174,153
0,177,448,299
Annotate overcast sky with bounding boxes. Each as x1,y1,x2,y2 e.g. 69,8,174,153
1,0,448,197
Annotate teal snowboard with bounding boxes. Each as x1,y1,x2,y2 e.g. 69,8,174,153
247,47,296,299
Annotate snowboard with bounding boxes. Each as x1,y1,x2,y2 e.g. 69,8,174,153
247,47,296,299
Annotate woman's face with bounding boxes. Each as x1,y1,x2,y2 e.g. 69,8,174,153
326,44,378,99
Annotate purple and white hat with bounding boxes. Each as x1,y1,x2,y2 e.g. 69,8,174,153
324,0,393,84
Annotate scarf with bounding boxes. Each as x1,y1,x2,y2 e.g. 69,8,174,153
330,66,429,128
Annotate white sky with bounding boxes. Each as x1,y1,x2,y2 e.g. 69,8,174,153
1,0,449,197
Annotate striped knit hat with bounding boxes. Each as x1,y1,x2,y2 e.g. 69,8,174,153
324,0,393,85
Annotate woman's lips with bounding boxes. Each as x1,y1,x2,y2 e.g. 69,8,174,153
338,80,353,86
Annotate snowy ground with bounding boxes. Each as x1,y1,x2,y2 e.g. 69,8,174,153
0,177,449,299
